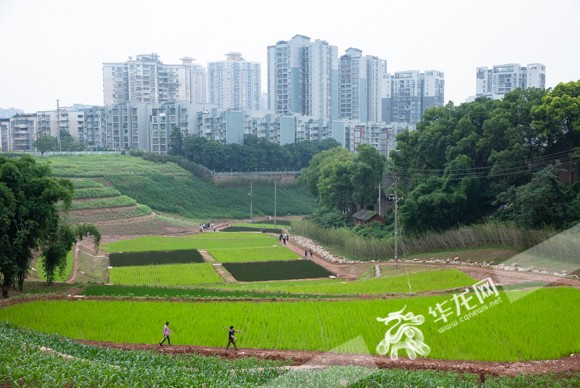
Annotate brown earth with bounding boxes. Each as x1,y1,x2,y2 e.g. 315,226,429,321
75,340,580,380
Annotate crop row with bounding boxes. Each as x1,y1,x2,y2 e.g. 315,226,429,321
34,251,74,282
212,269,476,294
208,247,300,262
40,154,189,177
7,323,569,387
109,263,224,286
2,288,579,361
109,249,204,267
67,195,137,211
73,187,121,199
62,204,153,223
102,235,278,253
223,260,333,281
222,226,283,233
80,285,341,299
72,178,103,188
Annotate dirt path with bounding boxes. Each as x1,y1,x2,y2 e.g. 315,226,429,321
199,250,218,264
285,238,354,280
75,340,580,379
66,245,80,284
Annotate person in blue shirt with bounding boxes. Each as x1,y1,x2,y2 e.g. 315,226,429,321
222,325,244,350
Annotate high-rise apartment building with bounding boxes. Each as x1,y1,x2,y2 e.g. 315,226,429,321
208,52,261,110
267,35,339,121
103,54,191,105
474,63,546,99
180,57,207,104
381,70,445,125
339,48,385,123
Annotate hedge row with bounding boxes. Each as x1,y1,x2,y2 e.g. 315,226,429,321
109,249,204,267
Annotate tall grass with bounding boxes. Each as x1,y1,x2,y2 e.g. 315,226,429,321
291,220,566,261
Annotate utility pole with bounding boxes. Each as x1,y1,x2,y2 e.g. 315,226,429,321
394,174,398,270
274,177,277,229
57,100,61,153
377,181,382,216
249,176,253,221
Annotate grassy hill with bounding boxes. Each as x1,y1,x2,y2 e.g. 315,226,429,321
40,154,317,220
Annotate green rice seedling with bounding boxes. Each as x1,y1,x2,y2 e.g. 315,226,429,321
109,263,224,286
208,247,300,262
102,235,278,253
2,288,579,361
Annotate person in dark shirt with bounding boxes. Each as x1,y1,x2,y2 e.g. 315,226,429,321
222,325,244,350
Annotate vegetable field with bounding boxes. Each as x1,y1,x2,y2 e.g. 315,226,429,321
3,288,580,361
210,269,476,294
73,187,121,199
102,235,278,253
68,195,136,211
208,247,300,262
223,260,334,281
109,249,204,267
72,178,103,188
63,204,153,223
109,263,224,286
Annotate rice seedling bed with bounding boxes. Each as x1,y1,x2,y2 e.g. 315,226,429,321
222,226,283,233
223,260,333,281
208,247,300,263
209,269,475,294
35,251,74,282
2,288,579,361
109,263,224,286
109,249,204,267
102,235,278,253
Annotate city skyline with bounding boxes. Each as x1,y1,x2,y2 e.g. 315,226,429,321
1,0,579,112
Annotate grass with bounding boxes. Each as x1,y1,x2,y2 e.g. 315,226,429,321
67,195,136,211
75,251,108,283
210,269,475,294
35,251,74,282
101,235,278,253
186,232,275,239
208,247,301,262
223,260,334,281
2,287,579,361
109,263,224,286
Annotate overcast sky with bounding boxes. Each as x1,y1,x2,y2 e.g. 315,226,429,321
1,0,579,112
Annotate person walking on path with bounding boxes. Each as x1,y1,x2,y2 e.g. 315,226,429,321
279,234,283,246
159,322,172,346
309,249,313,260
304,250,308,260
222,325,244,350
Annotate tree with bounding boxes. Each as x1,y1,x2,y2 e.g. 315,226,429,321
169,125,185,157
33,132,57,156
0,155,100,298
59,131,85,152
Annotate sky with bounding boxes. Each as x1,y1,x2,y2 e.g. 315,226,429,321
1,0,579,113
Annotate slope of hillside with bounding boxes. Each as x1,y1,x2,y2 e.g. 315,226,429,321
40,154,317,219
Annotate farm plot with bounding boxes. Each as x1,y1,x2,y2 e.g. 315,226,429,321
223,260,333,281
63,204,153,224
109,249,204,267
67,195,137,211
73,187,121,199
208,247,300,262
109,263,224,286
3,287,580,361
72,178,103,188
102,235,278,253
186,232,275,239
35,251,74,282
211,269,475,294
221,226,283,233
